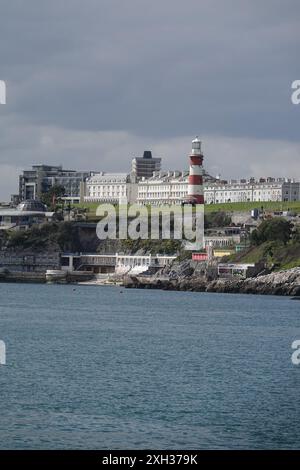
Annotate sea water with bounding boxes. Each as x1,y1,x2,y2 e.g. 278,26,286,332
0,283,299,449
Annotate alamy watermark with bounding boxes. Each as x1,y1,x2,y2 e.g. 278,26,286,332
291,80,300,105
0,81,6,366
95,200,204,250
0,340,6,365
291,340,300,366
0,80,6,104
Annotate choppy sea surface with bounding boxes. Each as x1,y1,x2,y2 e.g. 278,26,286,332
0,283,300,449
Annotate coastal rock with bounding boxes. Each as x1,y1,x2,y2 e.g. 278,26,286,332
124,267,300,296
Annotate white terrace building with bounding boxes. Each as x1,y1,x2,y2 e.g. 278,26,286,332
83,173,138,204
137,173,300,205
137,171,189,205
205,179,300,204
137,170,216,205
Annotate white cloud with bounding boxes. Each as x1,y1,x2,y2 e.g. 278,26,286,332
0,164,23,201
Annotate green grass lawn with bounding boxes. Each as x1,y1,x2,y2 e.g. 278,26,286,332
77,200,300,219
204,200,300,213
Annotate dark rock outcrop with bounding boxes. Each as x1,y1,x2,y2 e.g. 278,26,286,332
124,267,300,296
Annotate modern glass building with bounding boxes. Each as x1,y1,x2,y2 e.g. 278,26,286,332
18,164,92,202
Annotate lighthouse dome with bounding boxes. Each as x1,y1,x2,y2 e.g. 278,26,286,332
191,136,202,154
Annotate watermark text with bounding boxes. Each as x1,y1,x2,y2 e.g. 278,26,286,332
291,80,300,105
95,200,204,250
291,340,300,365
0,340,6,365
0,80,6,104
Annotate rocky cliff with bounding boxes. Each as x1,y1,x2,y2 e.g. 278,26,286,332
124,267,300,297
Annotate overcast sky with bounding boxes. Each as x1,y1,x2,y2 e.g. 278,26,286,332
0,0,299,199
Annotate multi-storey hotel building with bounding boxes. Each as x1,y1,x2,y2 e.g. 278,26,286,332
137,174,300,205
205,179,300,204
82,173,138,204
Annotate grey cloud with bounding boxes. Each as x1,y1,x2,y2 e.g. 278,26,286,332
0,117,299,199
1,0,299,136
0,0,300,199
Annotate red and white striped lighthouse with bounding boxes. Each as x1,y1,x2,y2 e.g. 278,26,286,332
187,137,204,205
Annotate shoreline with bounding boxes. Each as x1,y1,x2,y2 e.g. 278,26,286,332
1,267,300,298
123,267,300,297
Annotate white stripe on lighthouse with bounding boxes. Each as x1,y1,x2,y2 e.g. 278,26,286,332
188,185,203,195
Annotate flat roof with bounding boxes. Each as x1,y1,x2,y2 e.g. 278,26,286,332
0,210,50,216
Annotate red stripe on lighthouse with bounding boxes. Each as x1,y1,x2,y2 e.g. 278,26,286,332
193,195,204,204
189,175,203,185
190,155,203,165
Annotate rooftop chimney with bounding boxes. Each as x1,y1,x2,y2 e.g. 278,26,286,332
143,151,152,159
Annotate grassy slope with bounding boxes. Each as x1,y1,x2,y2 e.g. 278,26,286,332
77,200,300,220
227,241,300,270
204,201,300,213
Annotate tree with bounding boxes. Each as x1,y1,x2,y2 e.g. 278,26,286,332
250,229,260,246
204,211,231,229
292,226,300,244
40,185,65,210
251,218,292,245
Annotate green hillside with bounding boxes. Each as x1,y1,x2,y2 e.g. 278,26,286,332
204,200,300,213
77,200,300,220
227,240,300,270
